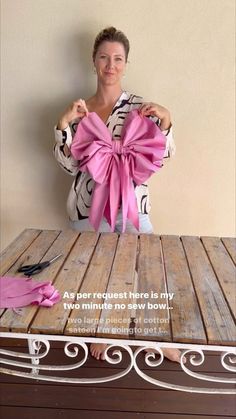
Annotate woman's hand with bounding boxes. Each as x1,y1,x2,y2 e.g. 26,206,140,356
57,99,89,130
139,102,171,131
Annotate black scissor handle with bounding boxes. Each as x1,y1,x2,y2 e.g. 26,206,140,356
18,261,50,276
18,264,35,272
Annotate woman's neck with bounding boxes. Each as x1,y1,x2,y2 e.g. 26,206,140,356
94,84,123,107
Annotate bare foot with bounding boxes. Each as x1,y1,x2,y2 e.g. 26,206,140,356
90,343,186,364
145,347,186,364
90,343,108,360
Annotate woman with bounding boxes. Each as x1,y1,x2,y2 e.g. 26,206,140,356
54,27,180,362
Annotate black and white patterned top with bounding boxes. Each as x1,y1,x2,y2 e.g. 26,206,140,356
53,91,176,221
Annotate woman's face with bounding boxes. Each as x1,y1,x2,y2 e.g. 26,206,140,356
94,41,126,85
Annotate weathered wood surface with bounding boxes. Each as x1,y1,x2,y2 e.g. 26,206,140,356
65,232,118,336
201,236,236,318
0,229,41,276
134,234,171,341
0,229,235,346
182,236,236,345
222,237,236,264
161,235,207,343
96,234,138,338
31,231,98,334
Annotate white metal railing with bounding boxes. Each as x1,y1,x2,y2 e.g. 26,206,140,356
0,332,235,393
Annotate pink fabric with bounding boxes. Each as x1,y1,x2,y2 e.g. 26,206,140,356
71,109,166,232
0,276,61,309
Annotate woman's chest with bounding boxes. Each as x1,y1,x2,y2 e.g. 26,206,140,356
87,105,114,124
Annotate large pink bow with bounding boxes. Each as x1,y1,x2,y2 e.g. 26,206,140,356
71,109,166,232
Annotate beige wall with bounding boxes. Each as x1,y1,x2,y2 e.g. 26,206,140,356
1,0,235,250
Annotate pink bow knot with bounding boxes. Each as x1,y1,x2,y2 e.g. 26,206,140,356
112,140,124,155
71,109,167,232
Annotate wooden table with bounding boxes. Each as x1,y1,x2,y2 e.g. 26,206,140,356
0,229,235,393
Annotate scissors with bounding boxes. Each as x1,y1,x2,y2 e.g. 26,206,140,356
18,254,62,276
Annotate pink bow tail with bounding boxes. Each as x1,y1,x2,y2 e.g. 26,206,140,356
120,157,139,233
89,182,110,231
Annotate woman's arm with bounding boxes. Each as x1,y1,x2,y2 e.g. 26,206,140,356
139,102,176,158
53,99,89,175
53,124,80,176
139,102,171,129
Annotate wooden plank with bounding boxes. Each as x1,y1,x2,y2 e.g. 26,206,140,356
161,235,207,344
65,233,119,337
221,237,236,265
0,230,60,332
1,408,234,419
134,235,171,341
0,229,41,275
28,229,80,282
31,232,99,334
96,234,138,338
0,383,235,415
201,236,236,319
29,229,84,333
182,236,236,345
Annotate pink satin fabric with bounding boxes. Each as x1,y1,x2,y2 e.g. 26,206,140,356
71,109,166,232
0,276,61,309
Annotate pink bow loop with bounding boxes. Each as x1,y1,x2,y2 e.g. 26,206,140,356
71,109,166,232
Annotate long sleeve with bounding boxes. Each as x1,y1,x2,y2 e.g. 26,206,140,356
161,124,176,158
149,115,176,159
53,125,80,176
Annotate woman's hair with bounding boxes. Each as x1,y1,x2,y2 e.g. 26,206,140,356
92,26,130,62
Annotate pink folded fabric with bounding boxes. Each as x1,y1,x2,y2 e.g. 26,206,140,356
0,276,61,309
71,109,166,232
